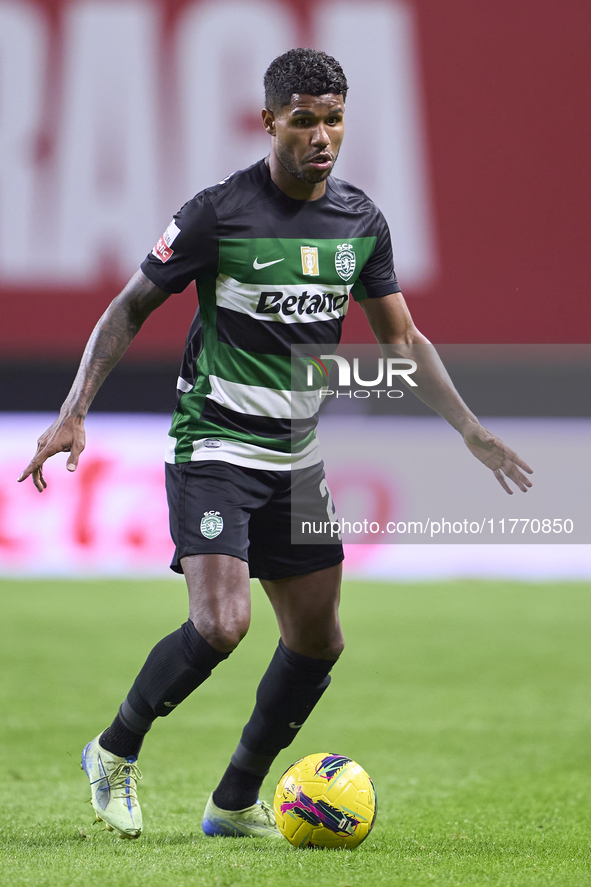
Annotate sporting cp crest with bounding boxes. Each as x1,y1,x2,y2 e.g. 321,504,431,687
335,243,356,281
200,510,224,540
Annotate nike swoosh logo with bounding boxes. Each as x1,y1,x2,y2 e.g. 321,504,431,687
289,721,304,729
163,701,178,708
253,257,285,270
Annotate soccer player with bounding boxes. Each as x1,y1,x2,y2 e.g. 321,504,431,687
19,49,532,840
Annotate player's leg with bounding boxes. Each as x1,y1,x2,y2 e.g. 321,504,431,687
97,460,254,756
82,460,257,838
102,553,250,753
261,562,344,659
209,564,343,818
82,553,250,838
204,463,344,836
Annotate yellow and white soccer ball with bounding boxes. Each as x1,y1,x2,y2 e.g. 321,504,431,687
274,752,377,849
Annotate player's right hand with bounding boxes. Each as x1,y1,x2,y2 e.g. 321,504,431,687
18,416,86,492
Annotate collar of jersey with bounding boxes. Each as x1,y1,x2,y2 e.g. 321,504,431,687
261,159,331,208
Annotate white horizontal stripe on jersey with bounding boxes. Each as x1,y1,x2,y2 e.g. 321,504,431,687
207,375,322,420
188,435,321,471
177,376,193,393
215,275,350,324
165,435,177,463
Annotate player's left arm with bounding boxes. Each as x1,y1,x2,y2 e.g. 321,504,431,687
360,292,533,494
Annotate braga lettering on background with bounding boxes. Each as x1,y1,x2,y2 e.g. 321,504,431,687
0,0,434,287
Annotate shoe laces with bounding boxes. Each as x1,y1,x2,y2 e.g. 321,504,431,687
108,761,143,804
256,800,277,827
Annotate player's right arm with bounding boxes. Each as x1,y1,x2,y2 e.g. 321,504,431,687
18,270,171,492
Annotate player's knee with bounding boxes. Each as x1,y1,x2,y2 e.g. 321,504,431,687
302,632,344,662
213,620,249,652
192,613,250,653
321,623,345,661
325,636,345,661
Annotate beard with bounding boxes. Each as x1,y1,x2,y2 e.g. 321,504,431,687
275,142,337,185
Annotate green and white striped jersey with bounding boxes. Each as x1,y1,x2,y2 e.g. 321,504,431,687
141,159,400,470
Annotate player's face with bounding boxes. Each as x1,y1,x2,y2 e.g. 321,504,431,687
263,94,345,197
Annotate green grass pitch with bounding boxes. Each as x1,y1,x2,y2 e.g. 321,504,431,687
1,577,590,886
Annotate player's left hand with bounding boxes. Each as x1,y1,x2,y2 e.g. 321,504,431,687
461,423,533,494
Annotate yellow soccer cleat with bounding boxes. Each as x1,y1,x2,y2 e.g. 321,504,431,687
81,734,143,839
202,792,282,839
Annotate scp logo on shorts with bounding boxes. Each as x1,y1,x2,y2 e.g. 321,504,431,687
200,510,224,540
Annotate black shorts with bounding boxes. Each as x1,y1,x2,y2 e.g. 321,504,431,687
165,460,344,581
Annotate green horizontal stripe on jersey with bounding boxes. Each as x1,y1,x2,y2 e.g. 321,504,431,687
219,237,377,287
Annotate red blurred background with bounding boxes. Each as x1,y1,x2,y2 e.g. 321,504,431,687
1,0,589,364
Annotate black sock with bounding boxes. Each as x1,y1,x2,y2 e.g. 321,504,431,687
100,714,144,759
213,640,336,810
239,639,335,757
99,620,230,758
212,764,264,811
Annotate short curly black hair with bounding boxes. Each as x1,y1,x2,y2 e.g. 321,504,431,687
264,48,348,110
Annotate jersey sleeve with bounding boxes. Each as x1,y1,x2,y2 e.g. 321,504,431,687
351,209,401,301
140,192,218,293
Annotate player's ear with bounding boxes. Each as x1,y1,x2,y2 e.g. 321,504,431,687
262,108,276,135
